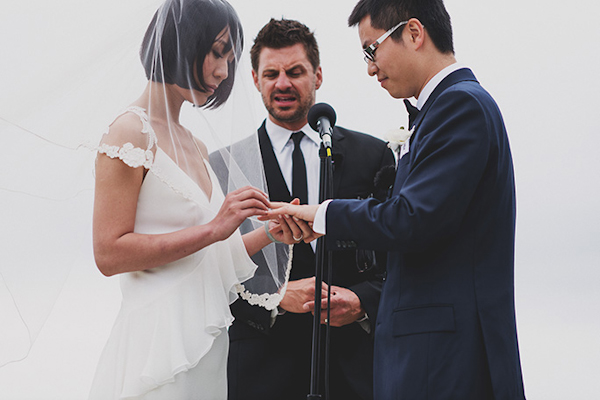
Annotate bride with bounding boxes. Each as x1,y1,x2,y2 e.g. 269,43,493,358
88,0,305,398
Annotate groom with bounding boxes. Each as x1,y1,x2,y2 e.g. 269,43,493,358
265,0,526,399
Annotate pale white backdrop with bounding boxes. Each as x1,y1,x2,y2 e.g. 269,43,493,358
0,1,599,399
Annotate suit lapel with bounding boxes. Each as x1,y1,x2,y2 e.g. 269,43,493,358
392,155,411,196
258,121,292,203
395,68,478,196
258,120,316,267
412,68,478,131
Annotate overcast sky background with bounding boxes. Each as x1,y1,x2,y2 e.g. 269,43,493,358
1,0,599,399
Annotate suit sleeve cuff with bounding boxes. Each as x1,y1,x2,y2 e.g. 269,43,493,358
313,200,332,235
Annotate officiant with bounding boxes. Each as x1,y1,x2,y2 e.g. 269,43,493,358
222,18,395,400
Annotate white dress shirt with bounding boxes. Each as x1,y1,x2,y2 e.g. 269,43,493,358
265,118,321,206
265,118,320,251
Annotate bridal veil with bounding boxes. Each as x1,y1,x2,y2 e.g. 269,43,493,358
0,0,291,375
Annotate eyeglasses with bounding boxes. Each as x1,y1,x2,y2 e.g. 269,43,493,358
363,20,408,64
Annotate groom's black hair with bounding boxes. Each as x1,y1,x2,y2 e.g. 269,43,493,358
141,0,244,109
348,0,454,55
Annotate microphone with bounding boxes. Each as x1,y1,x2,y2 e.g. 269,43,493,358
308,103,336,149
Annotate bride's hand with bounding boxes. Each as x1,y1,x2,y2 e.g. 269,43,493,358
210,186,270,241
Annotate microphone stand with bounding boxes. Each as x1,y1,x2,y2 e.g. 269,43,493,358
308,143,334,400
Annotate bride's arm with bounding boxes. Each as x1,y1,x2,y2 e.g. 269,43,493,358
93,158,269,276
93,154,206,276
93,133,269,276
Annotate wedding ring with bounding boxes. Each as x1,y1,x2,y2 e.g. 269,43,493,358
293,233,303,242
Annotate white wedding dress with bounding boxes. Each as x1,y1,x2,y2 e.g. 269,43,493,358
88,107,257,399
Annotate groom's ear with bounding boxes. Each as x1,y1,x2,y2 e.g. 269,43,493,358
406,18,426,50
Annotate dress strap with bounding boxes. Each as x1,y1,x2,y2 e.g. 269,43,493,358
118,106,158,152
97,106,157,169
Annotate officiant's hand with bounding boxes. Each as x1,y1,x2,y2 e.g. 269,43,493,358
279,277,328,314
304,286,366,327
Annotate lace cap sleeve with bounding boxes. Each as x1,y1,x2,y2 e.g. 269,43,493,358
97,106,157,169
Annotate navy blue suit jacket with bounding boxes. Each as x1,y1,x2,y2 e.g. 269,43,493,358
326,69,525,399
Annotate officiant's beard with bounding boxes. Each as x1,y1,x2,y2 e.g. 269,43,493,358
263,88,315,126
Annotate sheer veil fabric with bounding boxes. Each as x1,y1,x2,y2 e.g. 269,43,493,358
0,0,291,383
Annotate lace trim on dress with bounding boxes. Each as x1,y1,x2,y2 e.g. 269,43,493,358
234,244,294,310
124,106,157,150
150,162,195,201
96,107,200,203
96,106,157,169
97,142,154,169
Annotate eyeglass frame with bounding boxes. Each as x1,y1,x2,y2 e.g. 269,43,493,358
363,20,409,64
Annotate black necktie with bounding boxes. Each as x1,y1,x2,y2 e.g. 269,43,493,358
291,131,308,205
404,99,419,128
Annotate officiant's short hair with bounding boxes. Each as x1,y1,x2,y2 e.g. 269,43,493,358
250,18,320,73
140,0,244,109
348,0,454,55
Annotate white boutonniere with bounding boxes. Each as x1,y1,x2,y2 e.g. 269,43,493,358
385,127,414,159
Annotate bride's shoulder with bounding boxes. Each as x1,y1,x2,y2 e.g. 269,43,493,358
102,108,154,150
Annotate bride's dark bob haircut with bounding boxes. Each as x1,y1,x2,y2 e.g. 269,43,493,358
140,0,243,109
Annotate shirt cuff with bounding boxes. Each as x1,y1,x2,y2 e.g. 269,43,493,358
269,307,286,327
313,199,332,235
357,312,371,334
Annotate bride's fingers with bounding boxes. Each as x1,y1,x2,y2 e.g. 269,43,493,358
231,185,268,199
257,206,291,221
229,198,268,214
226,190,271,212
229,186,270,206
244,190,271,207
235,200,271,216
